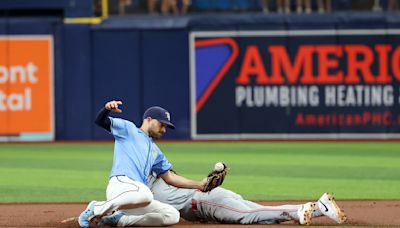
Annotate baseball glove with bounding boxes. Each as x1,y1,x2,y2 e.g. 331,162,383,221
202,162,228,192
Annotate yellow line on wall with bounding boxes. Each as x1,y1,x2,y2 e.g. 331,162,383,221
64,17,103,24
102,0,109,18
64,0,108,24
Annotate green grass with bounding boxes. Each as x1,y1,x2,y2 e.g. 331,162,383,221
0,142,399,202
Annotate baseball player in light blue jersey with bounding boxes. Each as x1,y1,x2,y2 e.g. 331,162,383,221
99,174,347,226
78,100,207,228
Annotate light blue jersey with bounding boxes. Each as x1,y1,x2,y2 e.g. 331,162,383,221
109,117,172,184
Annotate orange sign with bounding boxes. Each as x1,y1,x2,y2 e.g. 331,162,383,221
0,36,53,140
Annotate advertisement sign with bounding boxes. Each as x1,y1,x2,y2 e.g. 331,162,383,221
190,30,400,139
0,36,54,141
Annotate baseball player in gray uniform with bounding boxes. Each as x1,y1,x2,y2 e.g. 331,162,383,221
98,174,346,226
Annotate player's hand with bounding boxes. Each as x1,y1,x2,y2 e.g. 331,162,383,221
105,100,123,113
201,162,228,192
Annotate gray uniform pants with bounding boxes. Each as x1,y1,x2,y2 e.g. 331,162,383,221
182,187,321,224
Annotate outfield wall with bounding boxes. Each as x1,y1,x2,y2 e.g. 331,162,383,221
1,13,400,140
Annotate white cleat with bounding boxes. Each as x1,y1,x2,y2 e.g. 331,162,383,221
297,202,316,225
317,193,347,224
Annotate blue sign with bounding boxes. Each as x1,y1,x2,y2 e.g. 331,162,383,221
190,30,400,139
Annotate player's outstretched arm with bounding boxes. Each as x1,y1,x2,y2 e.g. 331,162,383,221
160,170,206,191
95,100,123,132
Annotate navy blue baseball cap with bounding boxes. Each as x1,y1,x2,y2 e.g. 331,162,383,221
143,106,175,129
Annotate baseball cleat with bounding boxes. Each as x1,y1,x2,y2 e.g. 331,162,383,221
297,202,316,225
317,193,347,224
98,212,125,227
78,201,96,228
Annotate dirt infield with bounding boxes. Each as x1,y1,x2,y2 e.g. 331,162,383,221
0,201,399,227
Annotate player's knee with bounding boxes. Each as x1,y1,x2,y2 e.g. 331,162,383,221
141,187,154,203
160,206,180,225
136,184,154,203
124,186,153,206
165,208,180,225
224,189,243,200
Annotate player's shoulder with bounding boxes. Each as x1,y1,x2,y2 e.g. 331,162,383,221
111,117,137,128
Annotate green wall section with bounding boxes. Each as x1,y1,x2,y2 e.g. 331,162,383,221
0,142,399,202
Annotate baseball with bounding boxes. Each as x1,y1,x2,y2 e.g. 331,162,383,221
214,162,225,172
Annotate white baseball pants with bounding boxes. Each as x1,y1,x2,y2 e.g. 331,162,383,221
91,175,179,226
